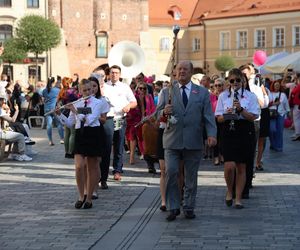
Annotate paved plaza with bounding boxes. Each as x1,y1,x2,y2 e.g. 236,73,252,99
0,127,299,250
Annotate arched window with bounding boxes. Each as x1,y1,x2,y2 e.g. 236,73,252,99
0,24,12,43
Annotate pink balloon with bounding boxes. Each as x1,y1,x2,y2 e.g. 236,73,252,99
253,50,267,66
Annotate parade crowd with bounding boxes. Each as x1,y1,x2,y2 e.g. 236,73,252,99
0,61,300,221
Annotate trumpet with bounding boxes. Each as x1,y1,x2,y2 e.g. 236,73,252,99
43,95,93,116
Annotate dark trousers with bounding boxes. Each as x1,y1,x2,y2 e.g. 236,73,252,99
100,118,127,181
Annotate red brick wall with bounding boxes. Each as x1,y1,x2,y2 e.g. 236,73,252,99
49,0,148,79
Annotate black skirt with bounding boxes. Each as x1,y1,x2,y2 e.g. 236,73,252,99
221,119,255,163
74,126,105,157
259,108,270,137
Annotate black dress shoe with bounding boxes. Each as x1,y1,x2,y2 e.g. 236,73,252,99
166,209,180,221
184,210,196,219
74,195,87,209
225,199,233,207
160,205,167,212
235,204,244,209
83,201,93,209
148,166,157,174
101,181,108,190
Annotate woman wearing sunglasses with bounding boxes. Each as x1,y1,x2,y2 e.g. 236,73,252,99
215,68,259,209
136,83,156,173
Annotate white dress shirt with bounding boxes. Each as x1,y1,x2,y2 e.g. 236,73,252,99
215,88,260,119
103,80,137,119
178,81,192,99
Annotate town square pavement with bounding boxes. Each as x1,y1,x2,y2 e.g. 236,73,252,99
0,127,299,250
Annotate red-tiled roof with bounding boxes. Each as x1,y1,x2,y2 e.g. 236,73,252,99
149,0,199,27
190,0,300,25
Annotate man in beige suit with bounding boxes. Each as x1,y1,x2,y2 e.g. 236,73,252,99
156,61,217,221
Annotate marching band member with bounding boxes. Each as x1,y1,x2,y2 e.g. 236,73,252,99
215,68,259,209
57,79,109,209
100,65,137,184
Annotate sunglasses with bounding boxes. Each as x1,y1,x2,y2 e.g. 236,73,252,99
229,78,242,84
139,87,147,90
214,84,223,87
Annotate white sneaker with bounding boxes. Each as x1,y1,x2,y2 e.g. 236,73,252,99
7,153,17,160
15,154,32,161
139,155,144,160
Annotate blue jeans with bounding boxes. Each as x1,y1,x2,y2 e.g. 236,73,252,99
269,115,285,151
100,118,127,179
45,114,64,143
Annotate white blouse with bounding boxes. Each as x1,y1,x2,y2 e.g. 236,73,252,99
215,89,260,119
58,96,110,129
269,92,290,116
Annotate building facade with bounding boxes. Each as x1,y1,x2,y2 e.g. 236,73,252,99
0,0,148,84
0,0,48,84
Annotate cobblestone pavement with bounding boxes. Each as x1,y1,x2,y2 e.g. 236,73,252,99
0,128,299,250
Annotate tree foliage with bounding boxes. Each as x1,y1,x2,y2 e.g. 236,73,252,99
0,38,27,64
15,15,61,84
214,55,235,73
15,15,61,55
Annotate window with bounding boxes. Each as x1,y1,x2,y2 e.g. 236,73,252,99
220,31,230,50
28,65,41,82
293,25,300,46
273,27,285,47
27,0,39,8
0,0,11,7
2,65,13,82
96,33,108,58
237,30,247,49
159,37,170,52
193,38,200,52
0,25,12,44
255,29,265,48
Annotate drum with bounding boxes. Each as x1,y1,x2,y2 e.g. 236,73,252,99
142,118,159,157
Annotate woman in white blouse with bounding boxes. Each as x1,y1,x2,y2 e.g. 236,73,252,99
268,80,290,152
215,68,259,209
57,79,109,209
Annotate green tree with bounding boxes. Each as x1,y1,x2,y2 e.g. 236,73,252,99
0,38,27,80
15,15,61,84
214,55,235,74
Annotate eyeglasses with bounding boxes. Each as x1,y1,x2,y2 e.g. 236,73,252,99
214,84,223,87
139,87,147,90
229,78,242,84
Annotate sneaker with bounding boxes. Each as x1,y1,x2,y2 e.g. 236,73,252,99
15,154,32,161
60,140,64,144
7,153,17,160
139,155,144,160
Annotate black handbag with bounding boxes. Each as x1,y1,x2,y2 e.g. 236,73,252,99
269,109,278,119
269,92,281,119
